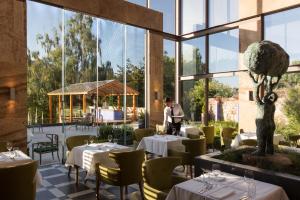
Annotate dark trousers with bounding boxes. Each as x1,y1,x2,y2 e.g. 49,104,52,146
167,122,181,135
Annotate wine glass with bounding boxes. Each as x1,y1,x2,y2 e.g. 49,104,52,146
89,136,94,144
172,127,177,135
6,142,13,152
113,138,118,145
247,181,256,199
244,170,254,182
212,164,221,177
108,134,113,143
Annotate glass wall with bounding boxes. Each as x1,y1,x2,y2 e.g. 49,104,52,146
209,29,239,73
150,0,175,34
181,80,204,123
181,37,206,76
27,1,146,147
264,8,300,138
209,0,239,27
265,7,300,64
163,40,175,99
181,0,206,34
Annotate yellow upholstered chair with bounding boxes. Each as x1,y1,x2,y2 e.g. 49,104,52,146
241,139,257,146
95,149,145,200
221,127,236,149
168,138,206,178
0,160,38,200
65,134,96,184
202,126,215,149
0,141,7,152
142,157,187,200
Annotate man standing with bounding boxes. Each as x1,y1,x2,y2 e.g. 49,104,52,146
163,97,184,135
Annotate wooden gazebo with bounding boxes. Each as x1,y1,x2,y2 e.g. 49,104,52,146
47,80,139,123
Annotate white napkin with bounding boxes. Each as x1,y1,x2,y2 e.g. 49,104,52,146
209,188,235,199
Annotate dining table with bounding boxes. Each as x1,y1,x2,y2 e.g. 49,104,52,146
231,132,285,148
0,150,42,188
166,172,289,200
180,125,201,137
136,134,188,157
65,142,131,179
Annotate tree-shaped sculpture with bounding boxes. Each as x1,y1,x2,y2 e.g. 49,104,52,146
244,40,289,155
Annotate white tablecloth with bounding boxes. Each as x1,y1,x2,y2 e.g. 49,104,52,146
0,150,42,188
231,132,285,148
180,126,200,137
136,135,187,157
65,142,131,176
166,172,289,200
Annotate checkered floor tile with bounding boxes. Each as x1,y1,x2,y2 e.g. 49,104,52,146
36,164,141,200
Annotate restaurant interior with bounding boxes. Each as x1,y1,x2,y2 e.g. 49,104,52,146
1,0,300,199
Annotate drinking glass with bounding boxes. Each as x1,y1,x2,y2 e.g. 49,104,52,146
113,138,118,144
6,142,13,152
212,164,221,176
244,170,254,182
247,181,256,199
89,136,94,144
108,134,113,143
84,139,89,146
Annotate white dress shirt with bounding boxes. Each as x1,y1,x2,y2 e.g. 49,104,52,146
163,103,184,131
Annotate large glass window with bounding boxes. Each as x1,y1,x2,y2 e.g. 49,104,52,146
182,0,206,34
150,0,175,34
208,76,239,136
27,1,62,125
209,0,239,27
209,29,239,73
181,80,204,123
265,7,300,64
182,37,206,76
27,1,147,149
163,40,175,99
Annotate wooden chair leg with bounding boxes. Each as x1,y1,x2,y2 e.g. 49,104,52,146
139,182,144,200
68,166,72,177
120,186,124,200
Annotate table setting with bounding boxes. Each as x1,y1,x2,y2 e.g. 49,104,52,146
166,164,289,200
65,142,131,177
0,142,42,188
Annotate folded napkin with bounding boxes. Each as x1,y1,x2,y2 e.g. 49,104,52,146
211,176,226,182
209,188,235,199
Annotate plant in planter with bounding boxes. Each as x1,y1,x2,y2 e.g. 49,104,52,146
244,40,289,155
138,111,145,129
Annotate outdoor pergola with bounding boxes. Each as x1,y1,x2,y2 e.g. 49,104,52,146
47,80,139,123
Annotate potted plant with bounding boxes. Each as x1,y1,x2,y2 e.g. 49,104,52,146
138,111,145,129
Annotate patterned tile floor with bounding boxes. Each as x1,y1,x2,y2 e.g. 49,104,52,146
36,163,141,200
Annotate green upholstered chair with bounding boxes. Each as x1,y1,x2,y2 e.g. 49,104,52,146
221,127,236,149
32,133,59,165
202,126,215,149
0,160,38,200
65,134,96,184
168,138,206,178
142,157,187,200
0,141,7,152
95,149,145,200
241,139,257,146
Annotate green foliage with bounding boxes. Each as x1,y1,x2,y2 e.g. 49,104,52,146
283,86,300,124
97,124,134,145
207,120,238,137
163,51,175,99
